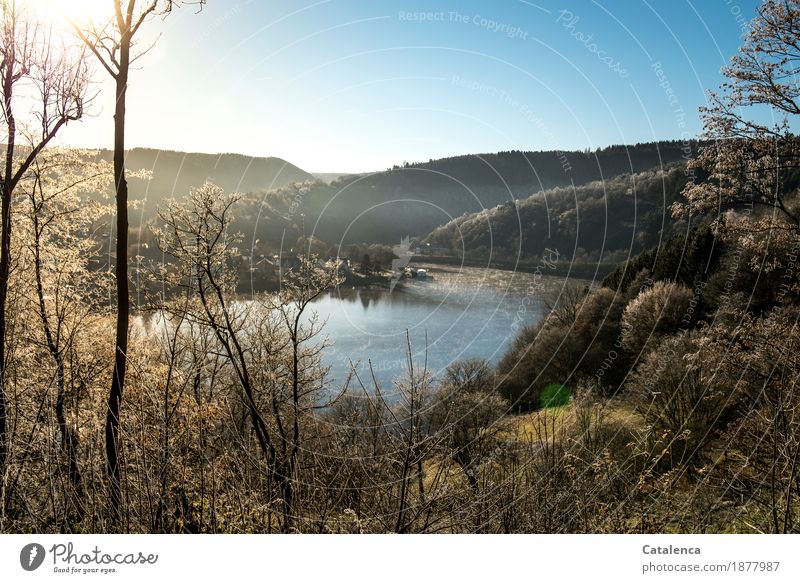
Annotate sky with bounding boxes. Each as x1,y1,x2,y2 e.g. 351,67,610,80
54,0,761,173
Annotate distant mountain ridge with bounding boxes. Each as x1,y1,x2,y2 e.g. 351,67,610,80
275,140,704,244
312,172,359,184
92,148,314,205
384,141,699,192
117,142,705,265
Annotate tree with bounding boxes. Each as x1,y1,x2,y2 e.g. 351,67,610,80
268,259,343,531
359,253,372,275
71,0,204,526
20,149,112,525
675,0,800,246
346,334,450,533
156,182,343,532
693,306,800,532
0,1,89,511
628,333,725,475
428,358,506,531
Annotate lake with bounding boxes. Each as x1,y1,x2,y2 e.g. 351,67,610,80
311,263,588,394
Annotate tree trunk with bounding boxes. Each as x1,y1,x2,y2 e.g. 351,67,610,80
0,179,9,501
106,36,130,528
0,52,16,510
32,214,85,521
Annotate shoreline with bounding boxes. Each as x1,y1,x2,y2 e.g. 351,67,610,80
409,255,619,280
231,256,618,295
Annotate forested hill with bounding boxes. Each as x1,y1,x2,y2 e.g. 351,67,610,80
388,141,696,190
281,140,699,244
93,148,314,205
423,163,691,263
124,141,698,253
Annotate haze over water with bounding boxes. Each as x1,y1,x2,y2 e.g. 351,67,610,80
314,263,588,393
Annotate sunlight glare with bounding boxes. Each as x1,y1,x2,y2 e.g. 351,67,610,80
33,0,116,30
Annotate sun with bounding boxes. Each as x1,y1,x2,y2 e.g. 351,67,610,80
29,0,116,30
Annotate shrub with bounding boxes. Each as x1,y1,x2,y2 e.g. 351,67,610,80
621,281,694,357
628,333,728,475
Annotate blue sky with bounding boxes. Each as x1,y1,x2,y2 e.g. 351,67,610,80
58,0,761,172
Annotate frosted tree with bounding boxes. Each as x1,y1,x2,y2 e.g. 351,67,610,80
0,0,90,510
674,0,800,255
19,148,113,524
70,0,204,526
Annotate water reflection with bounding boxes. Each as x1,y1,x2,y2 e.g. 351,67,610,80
313,264,584,391
134,264,587,396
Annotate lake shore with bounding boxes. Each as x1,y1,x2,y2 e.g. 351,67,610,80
409,255,619,281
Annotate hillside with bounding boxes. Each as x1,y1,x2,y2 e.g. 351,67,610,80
127,142,700,268
94,148,314,206
423,162,690,263
278,141,700,244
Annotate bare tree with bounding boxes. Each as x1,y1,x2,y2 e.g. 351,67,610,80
674,0,800,243
428,358,506,530
70,0,204,526
156,182,344,532
20,149,112,526
345,335,451,533
266,261,343,531
0,1,89,518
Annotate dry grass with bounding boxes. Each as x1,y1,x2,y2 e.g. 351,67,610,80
498,399,643,443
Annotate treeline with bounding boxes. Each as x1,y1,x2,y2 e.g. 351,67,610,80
396,140,700,188
207,141,699,246
107,143,701,277
425,163,690,263
302,142,699,244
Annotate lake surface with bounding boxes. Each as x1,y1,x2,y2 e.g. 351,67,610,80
311,264,587,394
